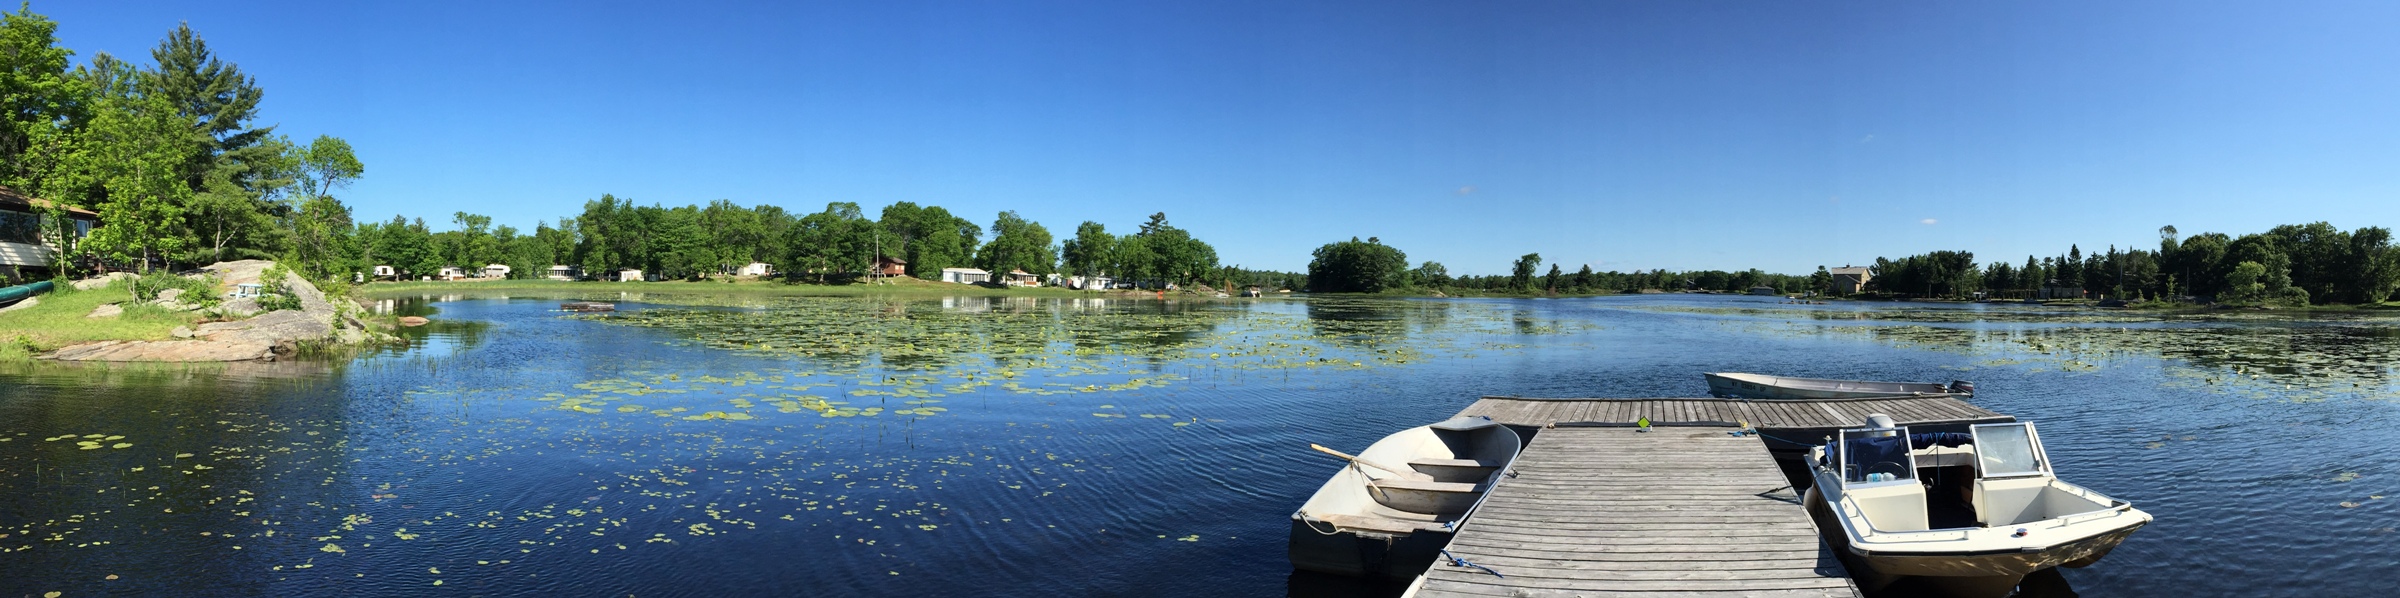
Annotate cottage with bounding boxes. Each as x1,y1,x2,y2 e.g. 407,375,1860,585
372,265,397,280
615,269,645,282
873,256,907,277
1828,266,1872,295
735,262,774,277
547,265,581,281
939,267,990,284
484,264,512,279
436,266,470,280
0,186,99,282
1004,270,1040,287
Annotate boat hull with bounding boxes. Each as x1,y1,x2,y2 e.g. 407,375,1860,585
1287,519,1455,579
1705,372,1953,400
1804,486,2146,597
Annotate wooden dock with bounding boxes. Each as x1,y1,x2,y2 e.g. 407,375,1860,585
1456,395,2010,431
1406,396,2011,597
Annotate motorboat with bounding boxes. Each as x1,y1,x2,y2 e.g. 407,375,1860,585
1288,416,1521,579
1705,372,1974,400
1803,416,2149,596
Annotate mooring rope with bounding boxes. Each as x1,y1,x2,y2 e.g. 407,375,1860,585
1438,549,1503,578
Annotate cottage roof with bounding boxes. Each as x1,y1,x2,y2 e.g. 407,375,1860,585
1008,269,1034,276
941,267,988,274
1828,266,1871,276
877,256,907,264
0,186,100,218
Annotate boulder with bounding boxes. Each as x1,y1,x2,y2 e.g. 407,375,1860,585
156,288,184,302
87,303,123,318
171,326,198,339
398,316,430,327
43,339,277,362
72,272,135,291
0,296,35,314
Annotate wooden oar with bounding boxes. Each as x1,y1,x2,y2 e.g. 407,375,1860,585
1310,444,1431,481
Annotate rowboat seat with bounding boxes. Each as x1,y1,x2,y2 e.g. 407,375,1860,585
1369,479,1481,493
1408,458,1502,469
1318,513,1438,535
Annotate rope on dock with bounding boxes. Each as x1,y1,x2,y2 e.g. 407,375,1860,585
1438,549,1503,578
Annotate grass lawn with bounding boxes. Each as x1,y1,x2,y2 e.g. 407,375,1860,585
0,282,204,361
360,276,1114,299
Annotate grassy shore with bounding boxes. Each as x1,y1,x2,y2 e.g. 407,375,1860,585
359,276,1130,299
0,283,204,361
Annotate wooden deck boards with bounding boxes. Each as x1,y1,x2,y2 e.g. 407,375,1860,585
1454,395,2010,430
1410,426,1861,598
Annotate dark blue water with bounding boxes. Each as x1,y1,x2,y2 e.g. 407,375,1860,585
3,293,2396,596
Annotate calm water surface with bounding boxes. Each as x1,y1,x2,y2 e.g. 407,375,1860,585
4,293,2397,597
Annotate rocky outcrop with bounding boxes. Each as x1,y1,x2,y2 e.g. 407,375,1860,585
71,272,134,291
0,296,35,314
44,260,380,362
87,303,122,318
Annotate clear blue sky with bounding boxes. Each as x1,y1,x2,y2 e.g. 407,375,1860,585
41,1,2400,275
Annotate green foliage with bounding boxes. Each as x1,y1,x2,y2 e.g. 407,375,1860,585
1866,251,1979,298
972,210,1055,276
1509,253,1541,291
2222,261,2267,305
256,263,302,312
784,202,880,282
132,269,218,308
1061,221,1115,277
1306,237,1408,293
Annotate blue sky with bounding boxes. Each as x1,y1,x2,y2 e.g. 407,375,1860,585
41,1,2400,275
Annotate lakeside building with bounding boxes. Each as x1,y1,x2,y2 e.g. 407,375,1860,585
939,267,989,284
735,262,773,277
0,186,99,283
483,264,512,279
1004,269,1040,287
614,269,645,282
436,266,471,280
873,256,906,277
372,265,397,280
1828,266,1872,294
547,265,581,281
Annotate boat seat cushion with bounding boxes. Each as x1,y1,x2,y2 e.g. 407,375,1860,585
1369,479,1480,493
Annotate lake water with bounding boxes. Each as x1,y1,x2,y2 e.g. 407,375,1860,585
4,293,2397,597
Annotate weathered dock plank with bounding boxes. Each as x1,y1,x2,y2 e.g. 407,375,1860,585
1408,425,1860,598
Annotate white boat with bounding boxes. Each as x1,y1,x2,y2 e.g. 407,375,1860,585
1288,416,1522,579
1803,416,2149,597
1705,372,1973,400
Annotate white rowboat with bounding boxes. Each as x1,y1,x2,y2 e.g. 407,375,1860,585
1288,416,1521,579
1705,372,1973,400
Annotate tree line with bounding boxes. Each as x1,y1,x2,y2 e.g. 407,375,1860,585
1866,222,2400,306
1303,238,1817,295
2,7,364,282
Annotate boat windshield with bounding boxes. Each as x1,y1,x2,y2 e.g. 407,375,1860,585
1836,427,1916,485
1971,422,2048,478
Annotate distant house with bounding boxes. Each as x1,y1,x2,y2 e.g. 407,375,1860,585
484,264,512,279
736,262,774,277
615,269,645,282
873,256,907,277
1828,266,1872,295
939,267,989,284
1060,274,1112,290
372,265,397,280
1004,269,1040,287
436,266,470,280
1244,286,1263,297
1748,286,1777,296
0,185,99,283
547,265,580,281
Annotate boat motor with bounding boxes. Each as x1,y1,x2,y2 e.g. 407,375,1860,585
1947,380,1976,395
1865,413,1898,435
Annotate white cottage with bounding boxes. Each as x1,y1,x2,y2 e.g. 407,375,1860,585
372,265,397,280
737,262,774,277
436,266,469,280
547,265,580,281
484,264,512,279
615,269,645,282
939,267,989,284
